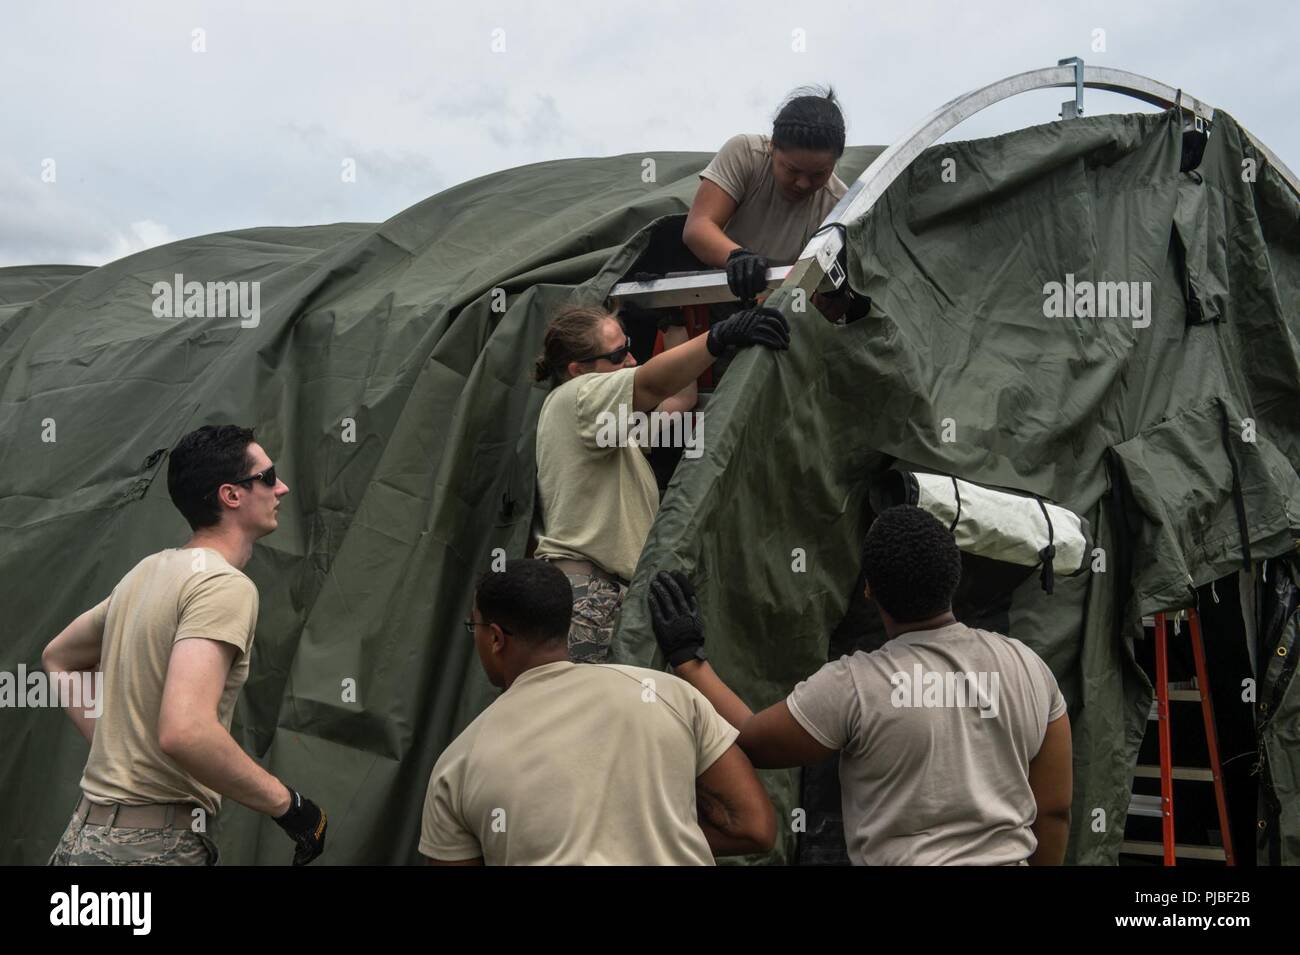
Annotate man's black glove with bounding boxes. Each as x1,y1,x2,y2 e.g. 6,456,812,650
649,571,706,667
706,306,790,357
274,788,327,866
725,248,769,300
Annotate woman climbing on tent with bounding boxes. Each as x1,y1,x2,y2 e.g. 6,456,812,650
683,85,862,321
531,302,788,664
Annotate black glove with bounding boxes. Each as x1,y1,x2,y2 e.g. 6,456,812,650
274,788,327,866
725,248,769,300
649,571,706,667
706,306,790,357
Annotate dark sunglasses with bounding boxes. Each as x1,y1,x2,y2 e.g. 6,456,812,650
577,336,632,364
229,464,277,490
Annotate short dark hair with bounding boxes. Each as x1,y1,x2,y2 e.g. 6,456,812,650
167,425,255,530
861,505,961,623
475,559,572,645
772,85,846,158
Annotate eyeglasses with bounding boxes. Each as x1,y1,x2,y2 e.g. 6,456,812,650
577,336,632,365
463,618,512,635
230,464,277,489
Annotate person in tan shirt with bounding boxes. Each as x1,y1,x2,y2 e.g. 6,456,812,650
43,424,328,866
420,558,775,865
532,302,789,663
683,85,866,324
649,506,1074,865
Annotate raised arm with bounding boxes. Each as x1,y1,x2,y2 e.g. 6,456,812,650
632,308,790,412
651,572,837,770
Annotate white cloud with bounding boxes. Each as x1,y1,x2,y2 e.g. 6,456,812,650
0,0,1296,267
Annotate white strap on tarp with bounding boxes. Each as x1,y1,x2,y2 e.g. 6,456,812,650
911,472,1087,575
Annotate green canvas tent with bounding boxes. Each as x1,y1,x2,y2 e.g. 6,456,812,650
1,92,1297,864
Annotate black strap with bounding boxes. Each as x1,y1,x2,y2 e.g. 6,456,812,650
1216,398,1253,571
1035,496,1057,594
949,476,962,533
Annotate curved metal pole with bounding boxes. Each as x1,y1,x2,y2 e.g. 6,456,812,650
786,64,1300,296
611,61,1299,309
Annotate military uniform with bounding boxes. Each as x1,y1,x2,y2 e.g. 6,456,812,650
48,798,218,866
48,547,258,867
564,572,628,664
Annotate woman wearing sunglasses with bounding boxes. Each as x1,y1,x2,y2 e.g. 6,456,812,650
531,302,789,663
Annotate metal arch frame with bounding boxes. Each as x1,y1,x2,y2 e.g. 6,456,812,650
610,61,1300,310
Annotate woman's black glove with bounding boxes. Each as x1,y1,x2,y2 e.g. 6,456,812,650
706,306,790,357
725,248,769,299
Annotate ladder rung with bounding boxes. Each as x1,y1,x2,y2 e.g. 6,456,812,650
1120,840,1227,861
1134,765,1215,781
1127,794,1165,818
1147,690,1203,719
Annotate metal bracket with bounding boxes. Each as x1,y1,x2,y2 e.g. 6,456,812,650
1059,56,1085,120
815,237,845,289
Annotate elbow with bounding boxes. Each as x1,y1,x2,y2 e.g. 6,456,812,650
681,217,701,256
1038,805,1072,827
40,645,61,675
158,717,204,761
737,796,778,854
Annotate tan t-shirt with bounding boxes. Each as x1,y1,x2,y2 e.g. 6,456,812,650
533,366,660,581
419,661,739,865
787,622,1067,865
700,133,848,265
80,547,259,816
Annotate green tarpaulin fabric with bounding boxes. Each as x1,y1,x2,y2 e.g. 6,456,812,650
616,110,1300,864
1,111,1296,865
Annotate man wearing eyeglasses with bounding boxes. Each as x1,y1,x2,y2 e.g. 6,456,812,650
421,558,775,865
43,424,329,866
533,302,790,663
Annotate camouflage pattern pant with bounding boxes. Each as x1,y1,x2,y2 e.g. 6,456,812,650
48,813,218,866
565,573,627,663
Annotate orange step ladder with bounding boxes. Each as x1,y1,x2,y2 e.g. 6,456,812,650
1121,607,1235,865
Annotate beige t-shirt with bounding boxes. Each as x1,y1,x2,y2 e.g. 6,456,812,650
787,622,1067,865
700,133,848,265
419,661,739,865
533,366,660,581
80,547,259,816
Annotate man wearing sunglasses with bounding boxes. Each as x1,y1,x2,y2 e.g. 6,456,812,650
43,424,329,866
532,302,790,663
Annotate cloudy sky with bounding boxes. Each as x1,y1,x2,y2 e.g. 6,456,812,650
3,0,1296,267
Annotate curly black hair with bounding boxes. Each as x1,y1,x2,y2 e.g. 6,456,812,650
475,559,572,645
861,505,961,623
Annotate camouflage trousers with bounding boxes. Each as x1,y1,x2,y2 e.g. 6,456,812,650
48,812,219,866
565,573,627,664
